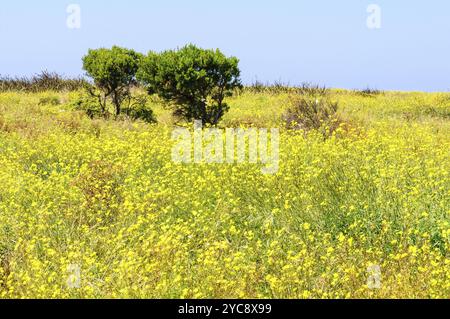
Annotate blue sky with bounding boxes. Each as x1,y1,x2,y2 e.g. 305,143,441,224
0,0,449,91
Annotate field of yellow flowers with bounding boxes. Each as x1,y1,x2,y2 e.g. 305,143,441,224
0,89,449,299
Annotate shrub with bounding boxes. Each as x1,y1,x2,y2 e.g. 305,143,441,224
121,93,156,123
242,82,330,96
69,89,156,123
244,80,292,95
137,44,242,125
296,83,329,97
69,89,105,119
283,95,342,137
82,46,142,117
0,71,87,93
38,95,61,106
355,87,384,97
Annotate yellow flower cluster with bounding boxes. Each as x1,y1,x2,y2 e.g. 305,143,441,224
0,90,448,298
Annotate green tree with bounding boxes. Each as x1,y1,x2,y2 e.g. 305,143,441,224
137,44,242,125
82,46,141,117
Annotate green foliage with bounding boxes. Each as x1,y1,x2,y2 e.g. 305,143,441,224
82,46,142,116
137,44,242,125
69,89,156,123
69,89,105,119
121,93,157,123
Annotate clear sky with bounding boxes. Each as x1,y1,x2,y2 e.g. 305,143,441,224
0,0,449,91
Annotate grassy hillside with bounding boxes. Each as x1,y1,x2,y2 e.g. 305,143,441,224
0,90,449,298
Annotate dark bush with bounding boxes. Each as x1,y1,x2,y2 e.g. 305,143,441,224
70,89,155,123
121,93,156,123
283,95,342,137
354,87,384,97
69,89,105,119
137,44,242,125
38,96,61,106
